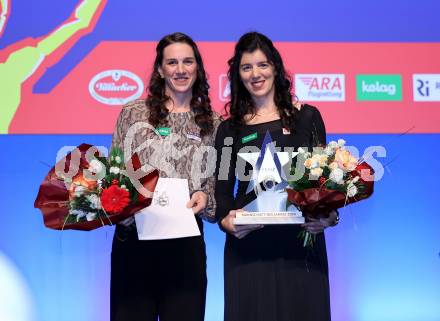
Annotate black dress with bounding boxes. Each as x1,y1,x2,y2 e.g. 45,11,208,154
214,105,331,321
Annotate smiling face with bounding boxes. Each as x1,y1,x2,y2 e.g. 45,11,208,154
159,42,197,97
239,49,276,101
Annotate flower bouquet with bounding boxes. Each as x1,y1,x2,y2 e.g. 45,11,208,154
287,139,374,246
34,143,159,231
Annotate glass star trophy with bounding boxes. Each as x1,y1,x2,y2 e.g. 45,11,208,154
234,131,304,225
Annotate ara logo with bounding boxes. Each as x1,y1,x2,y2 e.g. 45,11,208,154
219,74,231,102
413,74,440,101
294,74,345,101
356,75,402,101
89,70,144,105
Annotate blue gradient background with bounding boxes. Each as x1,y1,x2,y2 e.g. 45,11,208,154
1,1,440,321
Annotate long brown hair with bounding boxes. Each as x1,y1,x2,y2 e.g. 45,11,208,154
226,32,298,130
146,32,214,136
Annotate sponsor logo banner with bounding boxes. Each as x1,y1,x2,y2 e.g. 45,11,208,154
294,74,345,102
7,42,440,133
413,74,440,101
356,74,402,101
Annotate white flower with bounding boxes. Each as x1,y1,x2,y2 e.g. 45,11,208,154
337,139,346,147
311,160,319,169
115,156,122,164
310,154,320,168
298,147,311,158
70,209,84,216
89,159,104,175
86,212,97,221
109,166,120,174
73,185,86,197
324,146,335,156
347,183,358,197
325,141,338,156
69,209,87,221
310,167,323,177
329,168,344,184
328,141,338,149
86,194,102,209
329,162,338,170
121,185,127,190
305,157,320,169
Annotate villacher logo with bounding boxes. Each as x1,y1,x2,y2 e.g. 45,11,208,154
294,74,345,102
89,70,144,105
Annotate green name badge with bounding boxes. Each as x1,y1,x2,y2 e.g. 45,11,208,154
157,127,171,136
242,132,258,144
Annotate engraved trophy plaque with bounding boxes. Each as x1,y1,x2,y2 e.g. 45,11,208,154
234,131,304,225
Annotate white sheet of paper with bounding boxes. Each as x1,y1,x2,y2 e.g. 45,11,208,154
134,178,201,240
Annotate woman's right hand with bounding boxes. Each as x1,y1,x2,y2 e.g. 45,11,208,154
221,209,263,239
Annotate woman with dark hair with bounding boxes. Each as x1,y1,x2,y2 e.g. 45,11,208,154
215,32,338,321
110,32,220,321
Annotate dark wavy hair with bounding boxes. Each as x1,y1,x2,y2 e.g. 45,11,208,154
226,32,298,130
146,32,214,136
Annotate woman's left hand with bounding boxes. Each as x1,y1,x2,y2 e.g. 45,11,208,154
302,210,338,235
186,191,208,214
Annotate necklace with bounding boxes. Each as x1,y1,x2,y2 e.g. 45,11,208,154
169,105,190,113
255,110,279,117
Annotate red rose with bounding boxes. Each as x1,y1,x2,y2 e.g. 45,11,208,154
319,177,326,186
101,185,130,213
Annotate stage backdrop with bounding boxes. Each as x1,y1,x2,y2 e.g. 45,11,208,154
1,1,440,321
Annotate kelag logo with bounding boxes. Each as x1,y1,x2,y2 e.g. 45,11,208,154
356,75,402,101
89,70,144,105
413,74,440,101
294,74,345,102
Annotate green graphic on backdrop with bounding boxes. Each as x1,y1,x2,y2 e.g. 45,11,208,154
356,75,402,101
0,0,104,134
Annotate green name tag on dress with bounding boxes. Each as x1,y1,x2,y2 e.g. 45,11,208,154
242,132,258,144
157,127,171,136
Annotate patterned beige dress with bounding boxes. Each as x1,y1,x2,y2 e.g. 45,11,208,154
110,99,221,321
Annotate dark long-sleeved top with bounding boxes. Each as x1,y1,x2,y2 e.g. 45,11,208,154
214,104,326,224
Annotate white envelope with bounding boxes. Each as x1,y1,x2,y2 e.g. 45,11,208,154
134,178,201,240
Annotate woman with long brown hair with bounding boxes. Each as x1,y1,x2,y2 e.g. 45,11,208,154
110,32,220,321
215,32,338,321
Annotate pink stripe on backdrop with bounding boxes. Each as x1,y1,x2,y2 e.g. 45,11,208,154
8,42,440,134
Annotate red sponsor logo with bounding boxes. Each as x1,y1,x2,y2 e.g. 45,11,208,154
299,76,342,90
89,70,144,105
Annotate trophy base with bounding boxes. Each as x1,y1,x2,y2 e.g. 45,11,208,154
234,211,305,225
